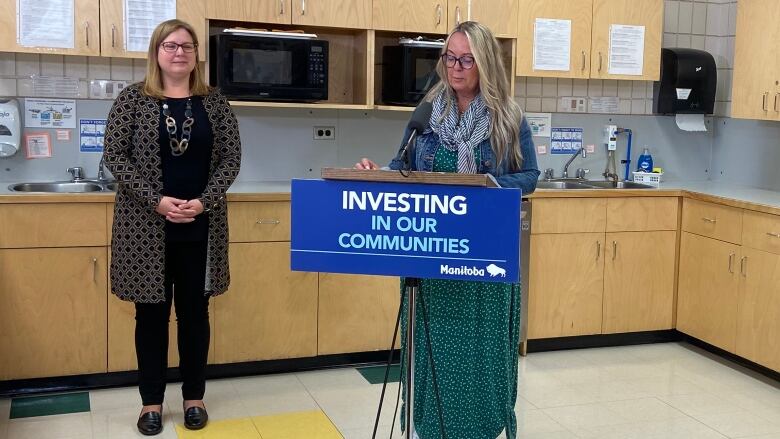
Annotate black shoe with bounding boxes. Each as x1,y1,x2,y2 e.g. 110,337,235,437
137,411,163,436
184,406,208,430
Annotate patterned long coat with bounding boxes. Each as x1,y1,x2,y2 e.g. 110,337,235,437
104,83,242,303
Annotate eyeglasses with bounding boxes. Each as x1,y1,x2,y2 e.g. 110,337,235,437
441,54,475,69
160,42,197,53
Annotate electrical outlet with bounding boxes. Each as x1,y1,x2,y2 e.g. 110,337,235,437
313,126,335,140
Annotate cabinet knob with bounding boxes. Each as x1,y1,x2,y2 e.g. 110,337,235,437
701,217,717,223
436,4,442,26
598,52,603,73
85,21,90,47
581,51,586,72
728,252,735,274
612,240,617,260
256,219,281,225
280,0,285,15
301,0,305,15
111,24,116,48
767,232,780,238
763,92,769,111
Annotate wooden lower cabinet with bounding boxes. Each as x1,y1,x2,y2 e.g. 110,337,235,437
318,273,400,355
529,233,605,338
736,247,780,372
677,232,740,352
213,242,317,363
602,231,676,333
0,247,107,380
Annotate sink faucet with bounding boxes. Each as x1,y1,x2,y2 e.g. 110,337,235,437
97,155,109,182
562,146,587,178
66,166,84,181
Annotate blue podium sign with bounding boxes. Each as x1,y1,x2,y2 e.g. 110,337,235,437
291,178,522,283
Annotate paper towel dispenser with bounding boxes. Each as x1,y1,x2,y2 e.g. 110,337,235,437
0,99,20,158
653,48,716,115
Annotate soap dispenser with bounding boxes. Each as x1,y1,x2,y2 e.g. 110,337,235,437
637,148,653,173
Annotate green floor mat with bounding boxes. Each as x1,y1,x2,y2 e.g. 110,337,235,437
357,364,400,384
10,392,90,419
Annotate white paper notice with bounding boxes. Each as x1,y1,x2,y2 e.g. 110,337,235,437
589,97,620,114
676,114,707,132
526,113,552,137
533,18,571,71
124,0,176,52
608,24,645,76
25,133,52,159
17,0,75,49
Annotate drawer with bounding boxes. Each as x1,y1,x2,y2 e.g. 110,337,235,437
531,198,606,234
742,210,780,255
0,203,108,248
607,197,679,232
681,198,743,244
228,201,290,242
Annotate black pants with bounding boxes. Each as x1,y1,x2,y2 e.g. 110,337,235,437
135,240,210,406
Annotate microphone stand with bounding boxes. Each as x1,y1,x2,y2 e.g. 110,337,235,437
403,276,419,439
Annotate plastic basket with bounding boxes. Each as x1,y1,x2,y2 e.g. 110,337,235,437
632,171,663,187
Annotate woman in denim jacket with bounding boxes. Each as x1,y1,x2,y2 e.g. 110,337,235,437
357,21,539,439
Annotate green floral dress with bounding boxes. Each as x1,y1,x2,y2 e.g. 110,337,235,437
400,146,522,439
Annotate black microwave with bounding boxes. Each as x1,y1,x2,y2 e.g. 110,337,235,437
210,33,328,102
381,44,441,106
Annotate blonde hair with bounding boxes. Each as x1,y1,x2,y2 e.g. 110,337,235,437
141,19,211,99
424,21,524,170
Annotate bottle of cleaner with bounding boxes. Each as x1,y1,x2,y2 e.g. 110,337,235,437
637,147,653,173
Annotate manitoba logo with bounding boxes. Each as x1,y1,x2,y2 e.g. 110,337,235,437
486,263,506,277
440,263,507,277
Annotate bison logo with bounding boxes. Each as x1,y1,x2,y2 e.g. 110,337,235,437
486,263,506,277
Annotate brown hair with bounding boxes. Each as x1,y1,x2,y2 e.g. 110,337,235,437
141,19,211,99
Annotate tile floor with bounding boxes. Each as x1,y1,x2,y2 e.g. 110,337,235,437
0,342,778,439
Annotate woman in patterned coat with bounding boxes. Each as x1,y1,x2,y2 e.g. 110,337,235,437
104,19,241,436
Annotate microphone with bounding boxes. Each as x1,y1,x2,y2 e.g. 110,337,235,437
397,101,433,170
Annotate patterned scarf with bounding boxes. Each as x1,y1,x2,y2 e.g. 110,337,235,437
430,90,491,174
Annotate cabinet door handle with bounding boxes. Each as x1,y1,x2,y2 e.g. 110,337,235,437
763,92,769,111
256,219,281,225
111,24,116,48
92,257,98,283
436,4,442,26
767,232,780,238
775,93,779,112
301,0,305,15
612,240,617,260
596,241,601,260
598,52,603,73
728,252,735,273
456,6,461,25
581,51,586,71
740,256,747,277
85,21,90,47
280,0,285,15
701,217,717,223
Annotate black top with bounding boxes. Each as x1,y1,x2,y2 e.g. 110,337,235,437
158,96,214,242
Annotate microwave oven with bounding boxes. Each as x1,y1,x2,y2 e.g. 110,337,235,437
381,43,441,106
209,33,328,102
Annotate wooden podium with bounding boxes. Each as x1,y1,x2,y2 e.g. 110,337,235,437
319,167,510,439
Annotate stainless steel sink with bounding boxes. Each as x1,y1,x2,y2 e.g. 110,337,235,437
536,178,655,190
8,180,119,193
583,181,655,189
536,180,600,189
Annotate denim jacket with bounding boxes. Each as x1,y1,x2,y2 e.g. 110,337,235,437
389,116,540,194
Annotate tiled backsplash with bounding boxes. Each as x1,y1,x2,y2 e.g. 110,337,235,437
0,54,146,98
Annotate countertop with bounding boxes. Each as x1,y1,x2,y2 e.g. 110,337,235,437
2,179,780,215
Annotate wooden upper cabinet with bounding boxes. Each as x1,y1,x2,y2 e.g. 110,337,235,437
469,0,518,38
516,0,593,78
100,0,206,59
373,0,448,34
590,0,663,81
291,0,371,29
0,0,99,55
732,0,780,121
448,0,468,30
206,0,292,24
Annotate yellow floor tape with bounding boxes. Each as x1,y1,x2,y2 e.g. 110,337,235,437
175,410,344,439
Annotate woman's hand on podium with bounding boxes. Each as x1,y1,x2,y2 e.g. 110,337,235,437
354,158,379,170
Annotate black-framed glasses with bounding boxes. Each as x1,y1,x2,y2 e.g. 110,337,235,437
160,42,198,53
441,54,475,69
